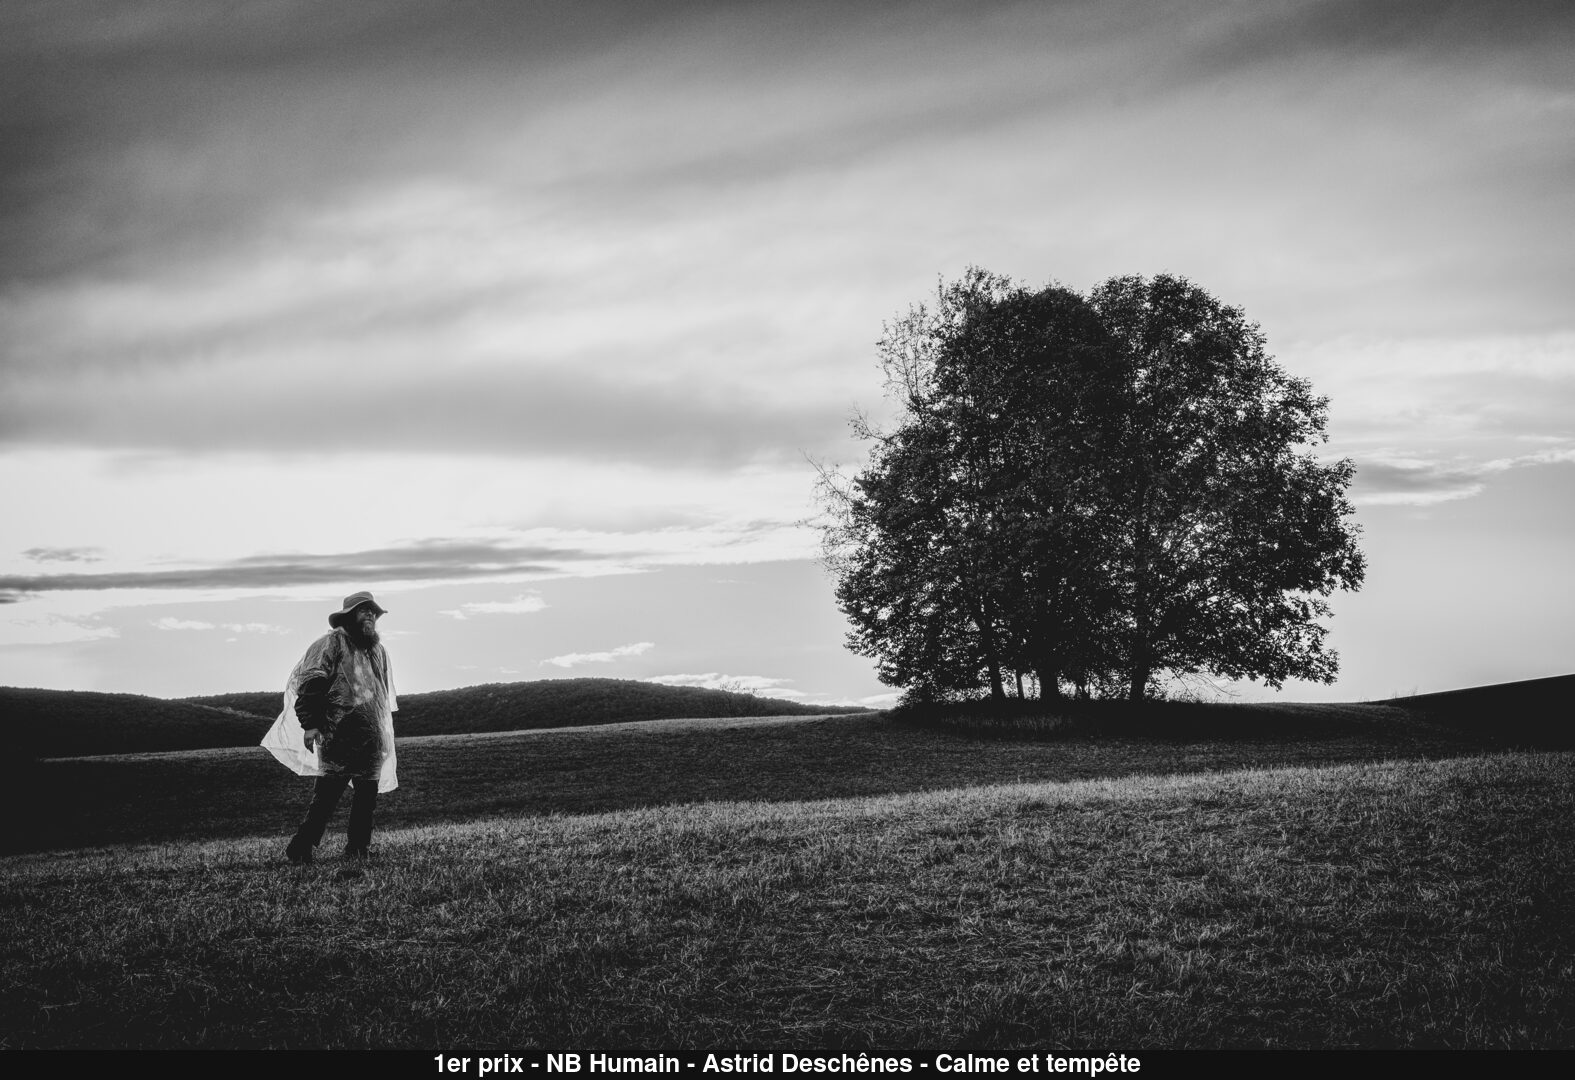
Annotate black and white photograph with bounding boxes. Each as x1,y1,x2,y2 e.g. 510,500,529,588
2,0,1572,1059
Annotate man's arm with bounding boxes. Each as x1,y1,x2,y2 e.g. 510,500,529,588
297,674,329,748
290,635,343,747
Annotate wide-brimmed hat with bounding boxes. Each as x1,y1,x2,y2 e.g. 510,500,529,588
328,590,388,628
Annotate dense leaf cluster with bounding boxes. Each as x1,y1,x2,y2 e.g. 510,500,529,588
820,270,1365,703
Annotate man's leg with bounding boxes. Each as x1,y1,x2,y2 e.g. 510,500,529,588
286,775,351,863
344,775,379,857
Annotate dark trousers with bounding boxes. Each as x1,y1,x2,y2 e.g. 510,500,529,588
290,774,378,854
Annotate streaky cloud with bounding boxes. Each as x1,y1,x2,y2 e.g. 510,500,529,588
1185,0,1575,79
440,593,549,619
645,671,790,692
22,546,102,563
0,537,613,601
542,641,655,668
1353,448,1575,506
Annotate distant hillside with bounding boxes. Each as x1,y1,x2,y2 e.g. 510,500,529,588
180,691,281,719
4,678,868,759
386,678,869,738
1382,673,1575,747
182,678,868,737
0,687,266,759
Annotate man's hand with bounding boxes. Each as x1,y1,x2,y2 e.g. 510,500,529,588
303,728,322,750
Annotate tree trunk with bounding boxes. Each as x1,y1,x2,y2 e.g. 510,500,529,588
968,595,1007,703
1033,620,1062,705
1129,490,1154,704
1128,607,1151,701
1040,672,1063,703
1128,661,1149,702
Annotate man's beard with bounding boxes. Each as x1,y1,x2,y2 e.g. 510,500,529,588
346,622,381,648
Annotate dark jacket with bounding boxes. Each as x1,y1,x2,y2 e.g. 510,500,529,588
289,628,394,778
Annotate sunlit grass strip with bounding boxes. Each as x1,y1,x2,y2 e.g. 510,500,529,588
3,752,1572,1050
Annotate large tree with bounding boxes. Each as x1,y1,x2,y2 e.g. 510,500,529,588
821,270,1364,703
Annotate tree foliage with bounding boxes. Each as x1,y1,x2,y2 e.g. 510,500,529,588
819,269,1365,703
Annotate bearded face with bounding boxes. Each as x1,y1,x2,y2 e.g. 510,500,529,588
347,605,381,647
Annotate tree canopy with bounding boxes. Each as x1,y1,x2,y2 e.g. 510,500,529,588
819,269,1365,703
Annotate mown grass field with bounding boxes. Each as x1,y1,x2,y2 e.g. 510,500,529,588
2,705,1572,1050
0,705,1497,854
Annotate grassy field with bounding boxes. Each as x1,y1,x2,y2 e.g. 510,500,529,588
2,703,1572,1050
0,705,1500,854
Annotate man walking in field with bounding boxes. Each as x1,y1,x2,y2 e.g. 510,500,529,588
262,591,398,864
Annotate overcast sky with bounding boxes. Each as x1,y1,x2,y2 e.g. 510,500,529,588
3,0,1573,705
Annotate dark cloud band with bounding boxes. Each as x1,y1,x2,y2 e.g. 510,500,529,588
1353,460,1483,496
0,538,613,602
22,546,102,563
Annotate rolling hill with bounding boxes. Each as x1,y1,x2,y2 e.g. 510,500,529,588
1382,673,1574,745
0,687,267,758
2,678,869,759
6,672,1568,763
